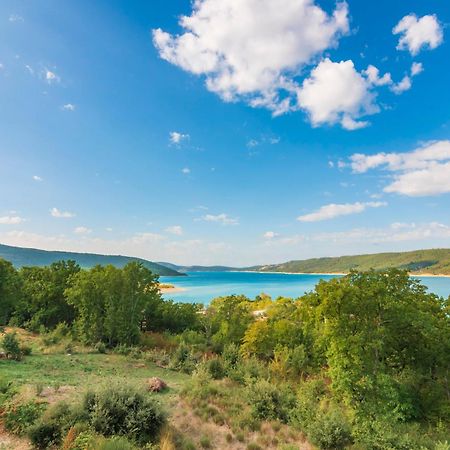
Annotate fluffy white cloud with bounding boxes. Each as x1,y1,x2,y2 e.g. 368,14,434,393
50,207,75,218
200,213,239,226
298,201,387,222
263,231,279,239
74,226,92,235
62,103,75,111
32,175,43,182
393,14,443,55
391,75,412,95
0,216,24,225
298,59,378,129
166,225,183,235
363,65,392,86
153,0,349,113
411,62,423,76
181,167,191,174
384,162,450,197
349,140,450,197
169,131,190,144
313,222,450,244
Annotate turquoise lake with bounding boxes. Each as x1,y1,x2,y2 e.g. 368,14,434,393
160,271,450,304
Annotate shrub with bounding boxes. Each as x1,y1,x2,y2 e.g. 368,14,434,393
2,331,22,360
246,379,295,423
29,421,62,449
95,436,139,450
83,384,166,444
170,343,197,374
20,344,32,356
206,357,225,380
4,401,46,435
95,341,107,354
307,410,352,450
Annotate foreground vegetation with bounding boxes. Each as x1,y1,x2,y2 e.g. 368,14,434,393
254,248,450,275
0,257,449,449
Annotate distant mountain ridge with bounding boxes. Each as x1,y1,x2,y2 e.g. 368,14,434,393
250,249,450,275
161,249,450,276
0,243,184,276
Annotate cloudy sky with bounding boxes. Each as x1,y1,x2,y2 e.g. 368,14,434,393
1,0,449,266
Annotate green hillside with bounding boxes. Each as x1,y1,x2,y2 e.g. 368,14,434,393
0,243,184,276
254,248,450,275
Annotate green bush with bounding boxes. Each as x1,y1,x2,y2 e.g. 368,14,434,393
0,377,16,407
4,401,46,435
28,421,61,449
170,343,197,374
307,410,352,450
206,357,225,379
95,341,107,354
2,331,22,360
95,436,139,450
246,379,295,422
83,384,166,444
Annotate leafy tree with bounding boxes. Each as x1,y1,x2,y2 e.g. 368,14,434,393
302,269,450,422
0,259,23,325
19,261,80,329
67,262,161,346
206,295,253,351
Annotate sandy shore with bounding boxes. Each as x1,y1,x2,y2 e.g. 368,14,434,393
160,286,187,294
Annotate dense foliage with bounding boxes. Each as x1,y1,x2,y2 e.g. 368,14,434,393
1,256,449,449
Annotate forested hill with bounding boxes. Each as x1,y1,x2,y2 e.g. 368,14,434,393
0,243,184,276
252,248,450,275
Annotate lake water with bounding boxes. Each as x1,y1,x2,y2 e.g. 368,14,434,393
160,271,450,304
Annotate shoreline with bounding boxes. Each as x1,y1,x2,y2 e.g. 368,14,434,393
232,270,450,278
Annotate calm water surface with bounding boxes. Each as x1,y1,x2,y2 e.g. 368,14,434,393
160,271,450,304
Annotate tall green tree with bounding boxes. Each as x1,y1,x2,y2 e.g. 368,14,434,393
19,260,80,329
0,259,22,325
302,269,450,421
67,262,160,346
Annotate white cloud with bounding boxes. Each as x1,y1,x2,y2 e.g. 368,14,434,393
298,59,377,130
363,65,392,86
74,226,92,235
298,201,387,222
32,175,43,182
169,131,190,144
153,0,349,114
166,225,183,236
62,103,75,111
385,162,450,197
200,213,239,226
393,14,443,55
312,222,450,244
50,207,75,218
181,167,191,174
411,62,423,76
349,140,450,197
9,14,24,23
263,231,279,239
0,216,25,225
45,69,60,84
391,75,411,95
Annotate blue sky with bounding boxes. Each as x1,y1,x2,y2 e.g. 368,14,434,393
0,0,449,266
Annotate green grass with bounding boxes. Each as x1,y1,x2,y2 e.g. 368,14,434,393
0,352,189,405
